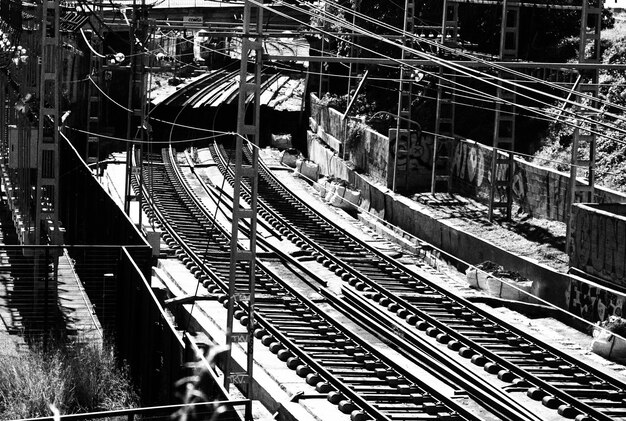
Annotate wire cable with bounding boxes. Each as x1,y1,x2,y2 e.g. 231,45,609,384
267,1,626,139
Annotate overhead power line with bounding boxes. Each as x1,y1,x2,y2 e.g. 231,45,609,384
258,0,626,139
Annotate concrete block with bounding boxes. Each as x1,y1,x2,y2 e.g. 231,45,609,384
466,268,535,302
271,134,293,150
591,321,626,362
313,177,327,197
308,117,318,133
295,159,320,182
279,149,300,168
342,187,361,210
327,184,345,206
145,226,162,257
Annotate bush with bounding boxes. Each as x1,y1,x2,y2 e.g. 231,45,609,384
0,341,138,418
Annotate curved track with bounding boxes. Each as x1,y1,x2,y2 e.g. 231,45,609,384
134,148,500,421
209,142,626,421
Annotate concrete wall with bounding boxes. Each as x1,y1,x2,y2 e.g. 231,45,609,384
309,94,436,192
449,139,626,222
566,274,626,323
569,203,626,289
309,95,390,185
307,105,626,323
307,132,626,323
311,95,626,222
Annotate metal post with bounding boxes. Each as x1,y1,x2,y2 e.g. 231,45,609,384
124,1,150,229
393,0,414,192
346,2,359,97
85,0,104,174
124,1,138,216
317,24,324,99
489,0,519,220
35,0,61,245
566,0,601,253
226,2,262,419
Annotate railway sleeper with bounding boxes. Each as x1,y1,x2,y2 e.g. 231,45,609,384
566,388,626,399
334,377,394,386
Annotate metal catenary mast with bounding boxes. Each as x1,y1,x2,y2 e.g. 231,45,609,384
225,1,263,419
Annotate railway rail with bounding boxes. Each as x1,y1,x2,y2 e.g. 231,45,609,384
134,148,511,421
131,146,552,421
153,67,301,110
206,141,626,421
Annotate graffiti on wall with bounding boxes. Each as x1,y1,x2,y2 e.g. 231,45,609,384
566,279,626,323
450,141,487,187
388,129,433,192
449,140,528,204
570,208,626,287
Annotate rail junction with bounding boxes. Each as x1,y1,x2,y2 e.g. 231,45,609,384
1,1,626,421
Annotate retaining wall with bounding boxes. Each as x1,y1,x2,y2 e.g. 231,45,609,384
310,96,626,223
449,139,626,222
307,132,626,324
569,203,626,290
309,94,434,191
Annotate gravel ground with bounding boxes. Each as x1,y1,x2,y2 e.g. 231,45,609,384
411,193,570,273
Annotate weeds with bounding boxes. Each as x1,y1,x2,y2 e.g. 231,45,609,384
0,341,138,419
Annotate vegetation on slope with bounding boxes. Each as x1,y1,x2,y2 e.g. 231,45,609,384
533,15,626,193
0,341,138,418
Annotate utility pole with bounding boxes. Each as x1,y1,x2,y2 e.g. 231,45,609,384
35,0,62,348
566,0,602,252
346,1,361,98
225,1,262,419
35,0,62,245
124,0,149,230
431,0,458,193
488,0,519,221
86,0,105,175
392,0,415,193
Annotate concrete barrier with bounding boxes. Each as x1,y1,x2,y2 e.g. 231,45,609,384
306,131,574,312
279,149,300,168
271,133,293,149
569,203,626,289
295,158,320,182
591,317,626,362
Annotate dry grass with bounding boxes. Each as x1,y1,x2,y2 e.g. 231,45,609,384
0,341,138,419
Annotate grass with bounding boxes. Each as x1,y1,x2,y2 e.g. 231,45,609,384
0,341,138,419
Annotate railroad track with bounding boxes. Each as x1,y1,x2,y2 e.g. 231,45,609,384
154,67,294,110
133,147,524,421
209,141,626,421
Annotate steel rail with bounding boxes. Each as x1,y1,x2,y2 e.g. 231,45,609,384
176,146,554,421
171,148,485,420
192,147,544,421
210,142,626,421
136,148,483,421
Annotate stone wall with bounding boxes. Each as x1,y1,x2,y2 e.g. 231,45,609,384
569,203,626,289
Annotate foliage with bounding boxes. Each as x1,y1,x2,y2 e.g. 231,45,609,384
532,15,626,193
319,92,377,116
597,316,626,337
318,92,348,111
458,4,613,60
345,119,366,151
0,341,138,418
172,344,229,421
